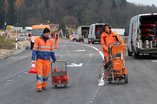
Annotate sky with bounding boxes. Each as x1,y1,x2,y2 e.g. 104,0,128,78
127,0,157,6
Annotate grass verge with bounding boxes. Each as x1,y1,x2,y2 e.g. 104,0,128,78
0,36,15,49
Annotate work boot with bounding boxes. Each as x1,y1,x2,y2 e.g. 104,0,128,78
42,82,48,90
42,87,48,90
36,88,42,92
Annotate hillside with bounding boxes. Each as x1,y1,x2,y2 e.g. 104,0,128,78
0,0,157,29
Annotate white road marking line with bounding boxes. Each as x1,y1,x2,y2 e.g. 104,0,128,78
7,80,12,82
67,63,83,67
81,44,105,86
89,53,94,57
74,50,86,52
152,60,157,63
69,42,105,86
24,71,28,74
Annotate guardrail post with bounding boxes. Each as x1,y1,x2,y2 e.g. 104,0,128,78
16,37,18,49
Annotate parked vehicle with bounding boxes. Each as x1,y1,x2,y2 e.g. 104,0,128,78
24,27,32,35
127,13,157,58
88,23,105,44
71,31,79,41
30,25,50,49
77,25,90,42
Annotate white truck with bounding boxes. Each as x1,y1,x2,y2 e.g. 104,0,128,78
88,23,105,44
77,25,90,42
127,13,157,58
71,31,79,41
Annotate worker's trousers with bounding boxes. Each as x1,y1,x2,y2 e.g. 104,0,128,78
35,59,50,89
55,39,58,49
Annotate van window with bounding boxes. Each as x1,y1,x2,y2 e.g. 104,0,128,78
32,29,43,36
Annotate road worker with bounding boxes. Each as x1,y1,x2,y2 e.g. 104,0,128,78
101,24,124,69
53,31,59,49
31,28,56,92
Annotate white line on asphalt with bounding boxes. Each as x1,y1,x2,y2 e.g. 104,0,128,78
74,50,86,52
69,42,105,86
152,60,157,63
82,44,104,60
67,63,83,67
89,53,94,57
7,80,12,82
81,44,105,86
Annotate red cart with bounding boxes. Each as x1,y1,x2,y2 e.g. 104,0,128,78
51,61,69,87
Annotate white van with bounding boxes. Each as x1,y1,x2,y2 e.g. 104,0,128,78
88,23,105,44
127,13,157,58
77,25,90,42
71,31,79,41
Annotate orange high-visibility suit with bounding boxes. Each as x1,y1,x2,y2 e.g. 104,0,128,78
54,32,59,49
32,35,56,90
101,31,124,61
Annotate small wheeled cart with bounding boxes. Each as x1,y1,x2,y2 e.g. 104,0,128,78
51,60,69,87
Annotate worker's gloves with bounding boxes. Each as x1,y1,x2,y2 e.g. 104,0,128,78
31,60,36,67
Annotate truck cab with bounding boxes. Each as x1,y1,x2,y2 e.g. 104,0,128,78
30,25,50,49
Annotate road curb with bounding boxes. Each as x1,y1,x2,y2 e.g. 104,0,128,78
0,47,28,60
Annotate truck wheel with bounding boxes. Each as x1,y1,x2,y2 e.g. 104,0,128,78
88,39,91,44
124,74,128,83
128,49,132,56
54,85,57,87
92,41,94,44
91,39,94,44
134,52,139,59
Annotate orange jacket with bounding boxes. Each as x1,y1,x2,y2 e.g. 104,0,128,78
54,32,58,40
32,35,56,61
101,31,124,56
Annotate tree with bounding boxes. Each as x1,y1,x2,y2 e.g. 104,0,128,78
112,0,117,8
61,15,79,27
7,0,16,25
15,0,24,26
120,0,127,8
59,22,67,36
3,0,9,28
0,0,4,28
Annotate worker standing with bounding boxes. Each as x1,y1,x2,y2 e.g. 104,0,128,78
31,28,56,92
54,31,59,49
101,24,124,69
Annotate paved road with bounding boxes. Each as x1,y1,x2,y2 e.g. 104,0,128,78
0,39,157,104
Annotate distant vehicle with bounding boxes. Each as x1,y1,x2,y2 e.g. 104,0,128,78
71,31,79,41
6,25,14,32
111,28,125,36
127,13,157,58
111,28,127,42
30,25,50,49
88,23,105,44
24,26,32,35
14,27,23,33
77,25,90,42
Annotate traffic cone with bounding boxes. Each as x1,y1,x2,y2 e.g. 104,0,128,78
90,42,92,47
28,63,37,74
53,67,57,72
80,42,82,45
98,47,100,51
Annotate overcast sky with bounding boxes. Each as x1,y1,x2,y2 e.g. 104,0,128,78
127,0,157,6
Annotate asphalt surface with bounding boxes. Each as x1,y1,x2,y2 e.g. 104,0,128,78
0,39,157,104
